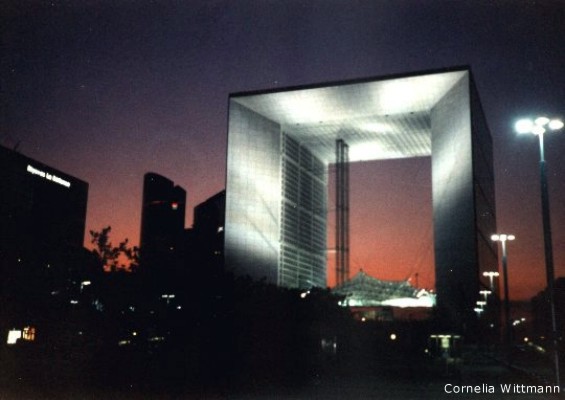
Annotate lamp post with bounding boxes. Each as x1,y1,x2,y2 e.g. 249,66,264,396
483,271,499,292
516,116,563,387
491,234,515,349
479,290,492,302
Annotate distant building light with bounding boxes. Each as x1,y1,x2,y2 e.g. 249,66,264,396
390,333,397,341
161,294,175,299
80,281,91,292
217,226,224,233
70,299,79,304
176,306,182,310
429,334,462,340
7,330,22,345
93,299,104,312
118,340,131,346
22,326,35,341
148,336,165,342
171,202,179,210
132,331,137,336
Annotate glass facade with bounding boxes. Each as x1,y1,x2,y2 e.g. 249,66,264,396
224,102,283,284
279,134,326,288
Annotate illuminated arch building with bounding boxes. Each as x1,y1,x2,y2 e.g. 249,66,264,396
224,67,497,329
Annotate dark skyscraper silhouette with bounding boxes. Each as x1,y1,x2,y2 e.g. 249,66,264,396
192,190,225,271
0,144,89,330
0,145,89,255
140,173,186,276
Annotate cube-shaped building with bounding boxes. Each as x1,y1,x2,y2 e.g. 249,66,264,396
224,67,497,327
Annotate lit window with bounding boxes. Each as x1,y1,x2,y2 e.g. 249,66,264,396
22,326,36,341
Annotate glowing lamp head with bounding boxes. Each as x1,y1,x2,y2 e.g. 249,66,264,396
492,234,515,242
532,125,546,135
549,119,564,130
516,117,563,134
535,117,550,126
515,119,534,134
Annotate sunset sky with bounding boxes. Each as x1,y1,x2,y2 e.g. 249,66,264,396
3,1,565,299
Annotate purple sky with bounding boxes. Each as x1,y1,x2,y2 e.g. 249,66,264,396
3,0,565,299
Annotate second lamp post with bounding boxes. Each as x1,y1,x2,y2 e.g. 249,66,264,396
492,233,515,348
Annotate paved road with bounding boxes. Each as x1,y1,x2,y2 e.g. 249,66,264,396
2,348,563,399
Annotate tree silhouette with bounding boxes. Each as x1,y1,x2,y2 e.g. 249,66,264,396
89,226,139,272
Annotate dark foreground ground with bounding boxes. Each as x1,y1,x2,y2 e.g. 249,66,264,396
2,344,563,400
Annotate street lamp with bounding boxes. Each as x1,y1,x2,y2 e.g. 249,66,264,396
479,290,492,302
483,271,500,291
491,234,515,349
474,307,485,317
516,115,563,387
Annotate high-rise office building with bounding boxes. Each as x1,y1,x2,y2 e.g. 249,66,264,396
139,173,186,274
224,67,497,330
192,190,225,270
0,145,89,264
0,145,89,329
